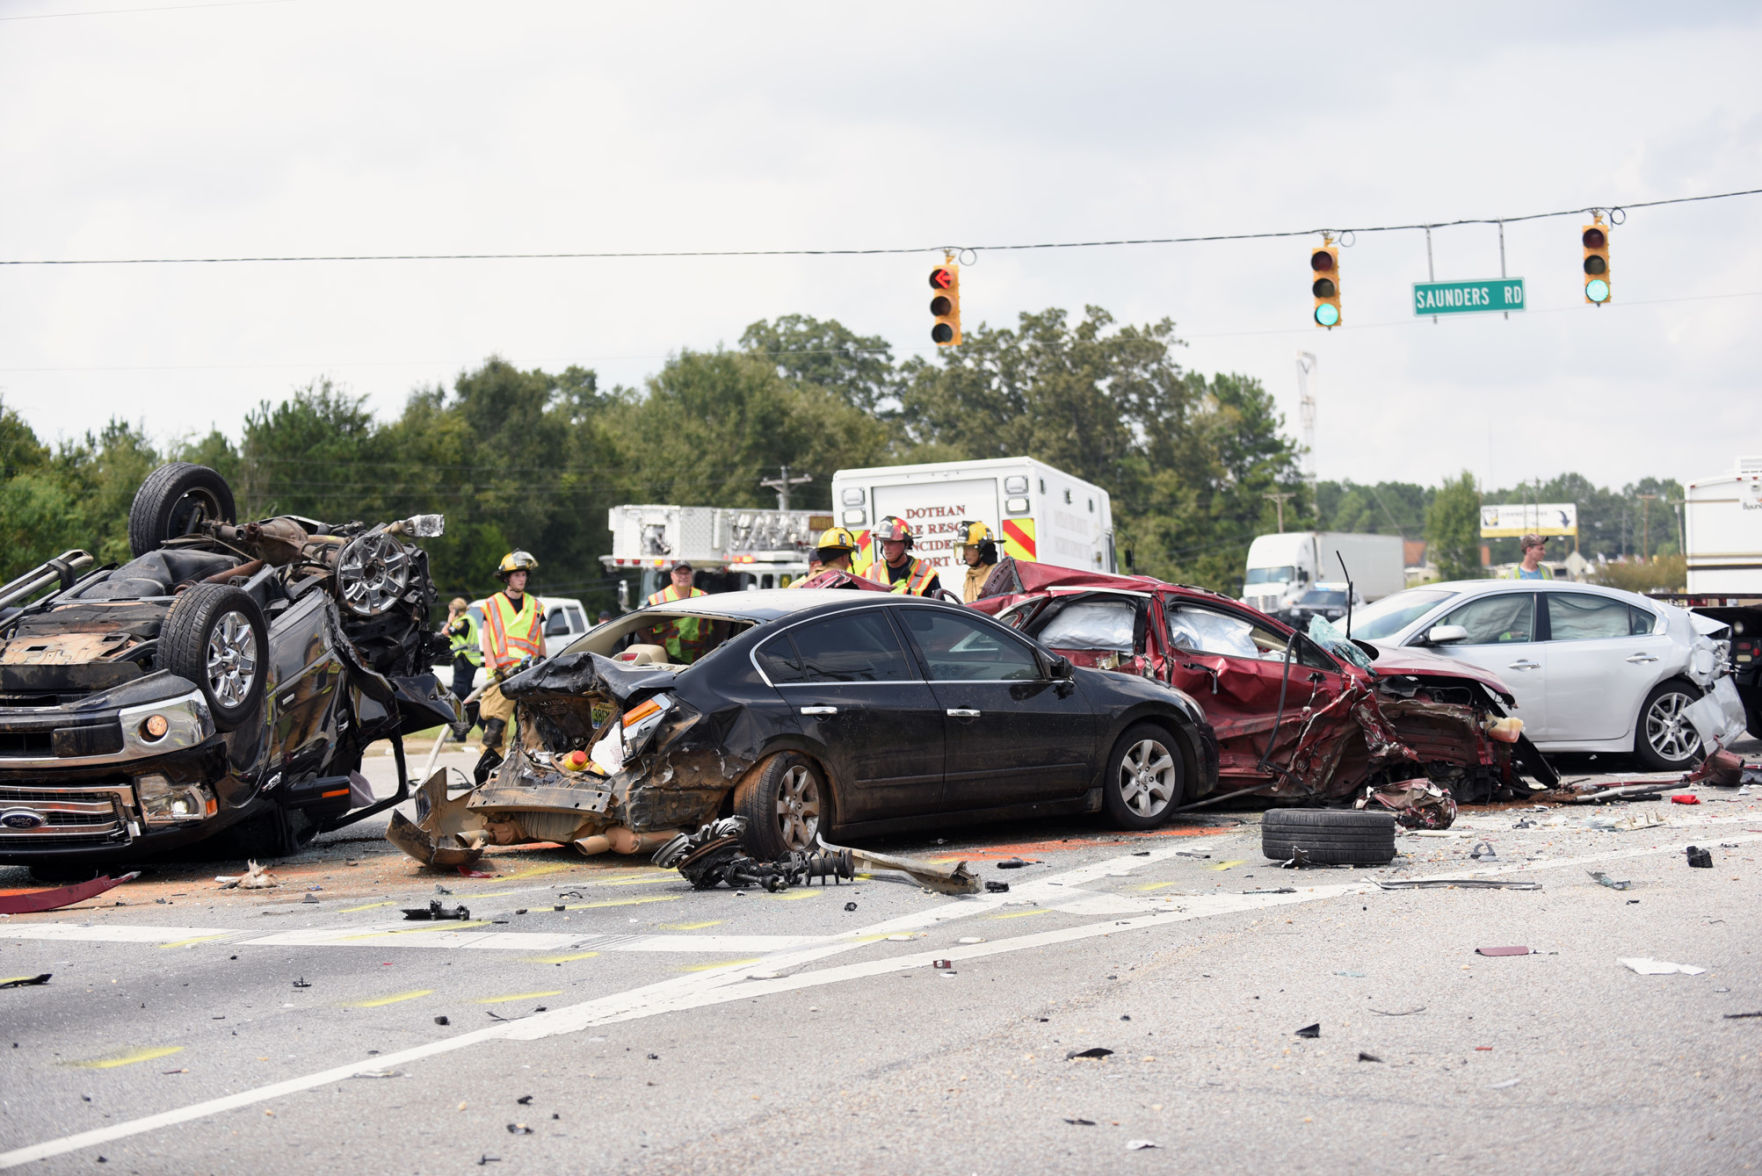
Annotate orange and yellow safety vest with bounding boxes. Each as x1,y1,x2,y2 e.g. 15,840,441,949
645,583,708,661
483,591,543,672
867,557,938,596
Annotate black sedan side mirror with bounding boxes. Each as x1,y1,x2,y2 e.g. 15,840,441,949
1048,654,1075,680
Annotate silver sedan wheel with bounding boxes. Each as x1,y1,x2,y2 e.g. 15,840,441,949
1644,689,1699,764
774,763,823,850
205,609,260,709
1116,737,1177,819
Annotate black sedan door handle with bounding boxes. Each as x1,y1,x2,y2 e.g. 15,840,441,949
799,706,838,716
946,708,981,719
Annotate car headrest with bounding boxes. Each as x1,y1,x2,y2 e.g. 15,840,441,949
616,644,672,667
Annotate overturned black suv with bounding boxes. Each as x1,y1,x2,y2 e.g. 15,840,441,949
0,463,459,876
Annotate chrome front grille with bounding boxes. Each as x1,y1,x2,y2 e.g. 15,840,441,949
0,785,132,843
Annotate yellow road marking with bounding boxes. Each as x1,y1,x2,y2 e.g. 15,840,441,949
345,989,433,1008
341,921,493,940
69,1046,184,1070
561,895,678,911
657,920,721,931
1208,859,1246,871
497,864,580,881
590,875,674,887
765,890,821,902
475,990,562,1005
459,890,518,899
339,901,397,913
1132,881,1182,892
989,909,1049,920
677,958,760,972
156,933,234,950
525,951,601,964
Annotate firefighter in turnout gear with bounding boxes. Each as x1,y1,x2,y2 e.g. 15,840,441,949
642,561,708,662
443,596,483,740
794,527,859,583
476,550,545,781
957,520,998,603
865,515,942,596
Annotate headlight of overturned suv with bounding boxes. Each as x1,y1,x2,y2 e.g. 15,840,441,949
388,654,722,867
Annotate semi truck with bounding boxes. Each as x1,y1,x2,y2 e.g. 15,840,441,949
1240,531,1405,616
830,456,1116,588
1655,456,1762,735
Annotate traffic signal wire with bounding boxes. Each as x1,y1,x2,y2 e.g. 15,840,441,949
4,187,1760,266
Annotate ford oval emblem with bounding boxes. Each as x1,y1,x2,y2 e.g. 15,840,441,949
0,809,47,830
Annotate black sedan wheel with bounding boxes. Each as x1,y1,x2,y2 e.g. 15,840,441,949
158,584,268,731
1102,723,1183,829
734,752,831,858
1636,680,1702,772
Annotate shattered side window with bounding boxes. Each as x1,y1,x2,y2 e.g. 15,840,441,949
1165,606,1260,659
1306,616,1372,671
786,611,916,683
1546,593,1649,641
1443,594,1535,644
1034,600,1137,652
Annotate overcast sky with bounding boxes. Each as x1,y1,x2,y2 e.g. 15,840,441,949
2,0,1758,499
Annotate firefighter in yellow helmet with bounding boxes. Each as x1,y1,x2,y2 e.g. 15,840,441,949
957,519,998,603
794,527,859,584
865,516,942,596
477,550,545,777
642,561,708,661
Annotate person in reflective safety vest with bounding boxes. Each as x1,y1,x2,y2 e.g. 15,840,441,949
644,561,708,661
865,515,942,596
477,551,545,774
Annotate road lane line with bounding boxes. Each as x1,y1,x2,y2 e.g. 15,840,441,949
561,895,679,910
338,901,398,913
657,921,721,930
156,933,238,950
677,958,761,972
68,1046,184,1070
524,952,601,964
474,990,562,1004
344,989,433,1008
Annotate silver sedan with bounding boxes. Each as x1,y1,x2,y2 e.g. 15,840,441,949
1347,579,1746,771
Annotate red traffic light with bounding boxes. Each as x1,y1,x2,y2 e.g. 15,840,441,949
929,267,955,291
1582,227,1606,249
1310,250,1335,274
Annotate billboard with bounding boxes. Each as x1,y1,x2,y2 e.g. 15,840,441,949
1480,503,1577,538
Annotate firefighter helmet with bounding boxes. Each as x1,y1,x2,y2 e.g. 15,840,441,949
496,550,539,580
816,526,858,554
957,520,992,547
873,516,913,547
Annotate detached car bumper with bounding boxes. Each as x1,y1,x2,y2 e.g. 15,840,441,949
0,687,229,859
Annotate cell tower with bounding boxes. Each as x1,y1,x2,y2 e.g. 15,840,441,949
1295,351,1318,489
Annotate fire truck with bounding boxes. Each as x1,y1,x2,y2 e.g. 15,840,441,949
600,504,830,606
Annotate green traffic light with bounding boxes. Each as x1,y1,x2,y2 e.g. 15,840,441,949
1585,278,1610,304
1314,303,1340,327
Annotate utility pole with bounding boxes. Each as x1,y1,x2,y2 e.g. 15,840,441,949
759,465,812,511
1264,490,1294,533
1637,493,1658,561
1295,352,1318,491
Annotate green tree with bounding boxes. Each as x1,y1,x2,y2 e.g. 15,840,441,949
739,315,899,416
1426,471,1483,581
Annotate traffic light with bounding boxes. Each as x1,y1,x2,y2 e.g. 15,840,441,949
1582,219,1611,304
930,262,961,346
1311,242,1341,328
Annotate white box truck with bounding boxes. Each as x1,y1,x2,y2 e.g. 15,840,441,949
830,457,1116,588
1240,531,1405,615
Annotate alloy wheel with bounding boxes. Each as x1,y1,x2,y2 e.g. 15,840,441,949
1117,737,1176,819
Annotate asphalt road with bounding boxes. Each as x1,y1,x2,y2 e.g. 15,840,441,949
1,739,1759,1174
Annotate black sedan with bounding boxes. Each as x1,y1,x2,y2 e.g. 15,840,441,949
393,590,1220,862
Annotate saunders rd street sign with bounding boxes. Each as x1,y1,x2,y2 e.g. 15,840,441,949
1412,278,1525,316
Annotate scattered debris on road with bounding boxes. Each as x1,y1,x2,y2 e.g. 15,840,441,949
216,861,277,890
1294,1023,1321,1038
0,973,51,988
1588,871,1632,891
0,871,138,915
1066,1047,1114,1059
1620,958,1707,976
1686,845,1714,868
402,899,472,921
1373,878,1542,891
1475,946,1531,957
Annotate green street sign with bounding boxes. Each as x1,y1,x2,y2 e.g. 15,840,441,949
1412,278,1525,316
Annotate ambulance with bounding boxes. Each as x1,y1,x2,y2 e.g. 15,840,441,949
829,457,1116,586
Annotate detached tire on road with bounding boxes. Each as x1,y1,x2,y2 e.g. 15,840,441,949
1262,808,1396,865
733,751,832,859
128,462,236,556
157,583,268,731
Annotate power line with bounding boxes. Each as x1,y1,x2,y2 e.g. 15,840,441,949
4,188,1760,267
0,0,295,21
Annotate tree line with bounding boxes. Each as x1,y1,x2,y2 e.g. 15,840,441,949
0,306,1683,607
